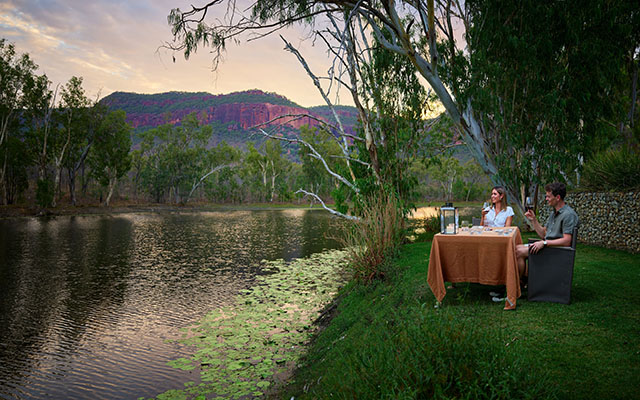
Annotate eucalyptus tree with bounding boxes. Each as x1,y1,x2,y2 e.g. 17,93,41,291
52,76,90,206
0,39,39,147
458,0,638,201
64,99,108,205
138,127,169,202
0,39,50,204
166,0,636,218
2,136,29,204
163,1,450,219
244,140,290,202
192,141,242,202
88,110,132,206
139,112,218,203
185,140,240,203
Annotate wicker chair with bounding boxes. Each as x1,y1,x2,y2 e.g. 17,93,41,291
527,225,579,304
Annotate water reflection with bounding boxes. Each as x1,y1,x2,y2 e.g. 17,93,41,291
0,210,345,400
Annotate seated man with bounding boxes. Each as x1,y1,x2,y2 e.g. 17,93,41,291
516,182,579,280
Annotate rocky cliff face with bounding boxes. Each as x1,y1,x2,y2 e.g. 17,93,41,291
132,102,321,130
103,90,357,134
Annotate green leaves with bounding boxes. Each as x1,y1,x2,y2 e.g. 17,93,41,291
154,249,349,399
460,0,637,190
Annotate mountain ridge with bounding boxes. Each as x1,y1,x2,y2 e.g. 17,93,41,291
102,90,359,147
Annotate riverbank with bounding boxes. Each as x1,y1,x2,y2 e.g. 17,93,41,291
280,240,640,399
0,201,474,220
0,201,329,218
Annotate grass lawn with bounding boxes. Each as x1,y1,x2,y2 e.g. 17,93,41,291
282,240,640,399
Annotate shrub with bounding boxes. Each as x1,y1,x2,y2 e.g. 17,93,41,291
36,179,54,209
341,193,405,283
581,148,640,191
423,215,441,232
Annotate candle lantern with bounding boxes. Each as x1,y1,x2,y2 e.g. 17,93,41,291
440,203,459,234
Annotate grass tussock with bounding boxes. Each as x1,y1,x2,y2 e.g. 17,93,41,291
581,147,640,191
341,194,405,283
282,240,640,400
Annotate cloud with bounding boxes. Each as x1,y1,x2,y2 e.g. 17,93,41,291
1,0,351,107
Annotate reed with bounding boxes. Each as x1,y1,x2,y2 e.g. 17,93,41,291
341,193,405,283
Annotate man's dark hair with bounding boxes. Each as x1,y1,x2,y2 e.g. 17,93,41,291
544,182,567,199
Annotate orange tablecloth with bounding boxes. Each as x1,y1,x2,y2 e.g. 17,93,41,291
427,227,523,310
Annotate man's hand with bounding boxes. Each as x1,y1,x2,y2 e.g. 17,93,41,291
529,240,545,254
524,209,536,222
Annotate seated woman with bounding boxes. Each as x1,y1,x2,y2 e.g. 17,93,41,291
481,186,514,227
481,186,515,302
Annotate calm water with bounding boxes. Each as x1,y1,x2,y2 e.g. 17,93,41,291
0,210,345,400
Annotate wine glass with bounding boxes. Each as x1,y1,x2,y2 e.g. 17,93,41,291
525,197,534,212
482,201,490,211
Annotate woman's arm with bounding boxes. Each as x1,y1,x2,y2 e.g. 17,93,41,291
505,216,513,226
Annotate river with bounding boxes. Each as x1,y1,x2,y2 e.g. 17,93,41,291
0,210,345,400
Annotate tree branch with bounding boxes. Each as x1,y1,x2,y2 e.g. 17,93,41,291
258,128,359,193
296,189,359,220
186,163,238,202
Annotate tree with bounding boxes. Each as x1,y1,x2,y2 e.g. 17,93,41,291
244,141,290,202
51,76,90,206
166,0,638,219
64,99,107,205
0,39,40,147
0,39,49,204
200,141,243,202
138,112,220,203
426,156,461,202
457,0,638,198
22,74,56,184
88,110,132,206
185,140,240,203
1,136,30,204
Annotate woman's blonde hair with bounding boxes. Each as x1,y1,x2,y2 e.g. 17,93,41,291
493,186,508,206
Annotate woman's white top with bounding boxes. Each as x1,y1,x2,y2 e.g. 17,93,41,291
484,206,514,227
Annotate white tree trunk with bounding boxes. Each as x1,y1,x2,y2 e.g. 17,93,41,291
105,176,117,207
369,4,529,224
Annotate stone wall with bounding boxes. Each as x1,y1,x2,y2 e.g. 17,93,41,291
537,192,640,253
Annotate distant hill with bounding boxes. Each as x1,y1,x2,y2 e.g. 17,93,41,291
101,90,359,151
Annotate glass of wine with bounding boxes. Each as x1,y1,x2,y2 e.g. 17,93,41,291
525,197,534,212
482,201,490,211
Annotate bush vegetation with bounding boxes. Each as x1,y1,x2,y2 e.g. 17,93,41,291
581,147,640,191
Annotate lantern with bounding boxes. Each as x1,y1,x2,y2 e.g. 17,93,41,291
440,203,459,234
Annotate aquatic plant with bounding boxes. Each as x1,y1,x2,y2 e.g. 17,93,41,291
148,249,349,399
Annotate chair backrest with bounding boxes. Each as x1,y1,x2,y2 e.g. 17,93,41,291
570,224,579,249
472,217,482,226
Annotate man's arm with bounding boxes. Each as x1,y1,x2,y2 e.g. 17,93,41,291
525,210,546,238
529,233,572,254
547,233,573,247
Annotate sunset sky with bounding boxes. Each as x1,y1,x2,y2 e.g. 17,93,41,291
1,0,346,107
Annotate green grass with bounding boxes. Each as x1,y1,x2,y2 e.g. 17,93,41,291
282,241,640,399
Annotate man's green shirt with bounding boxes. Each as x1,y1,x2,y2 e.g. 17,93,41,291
545,204,579,240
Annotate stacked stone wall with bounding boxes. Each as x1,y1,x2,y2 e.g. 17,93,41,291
537,192,640,253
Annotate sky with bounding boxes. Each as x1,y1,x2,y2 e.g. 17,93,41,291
0,0,347,107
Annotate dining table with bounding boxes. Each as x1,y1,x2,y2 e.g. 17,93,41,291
427,226,523,310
